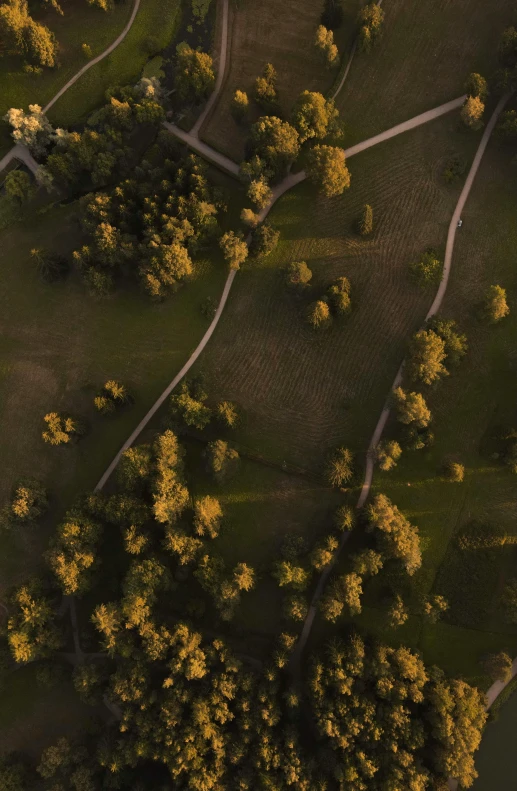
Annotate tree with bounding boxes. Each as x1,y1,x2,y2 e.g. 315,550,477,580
205,439,239,482
118,444,152,491
325,446,353,487
327,276,351,314
47,510,102,595
140,241,193,299
321,573,363,618
4,104,54,156
484,284,509,322
310,534,339,570
286,260,312,288
393,387,431,428
423,594,448,623
461,96,484,130
273,560,309,590
2,478,48,527
291,91,338,143
444,461,465,482
42,412,84,445
498,109,517,141
410,249,442,286
254,63,278,112
502,579,517,623
481,651,513,683
94,379,131,415
250,116,300,178
465,72,488,101
357,203,373,236
283,594,308,621
366,493,422,575
314,24,338,68
170,382,212,430
306,145,350,197
231,89,249,121
216,400,238,428
358,2,384,52
30,247,68,282
0,757,29,791
352,549,383,577
240,207,259,227
193,495,222,538
376,439,402,471
428,317,468,365
174,44,215,101
7,578,62,663
4,169,33,203
233,562,255,591
247,177,272,209
388,594,409,628
307,299,331,329
250,222,279,257
334,504,354,531
407,328,448,385
219,230,248,270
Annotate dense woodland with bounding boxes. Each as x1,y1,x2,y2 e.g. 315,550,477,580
3,2,517,789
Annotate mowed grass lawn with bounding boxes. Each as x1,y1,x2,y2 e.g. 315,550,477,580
0,195,229,593
202,0,362,160
193,114,477,473
338,0,516,143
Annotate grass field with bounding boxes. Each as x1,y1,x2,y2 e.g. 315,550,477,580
472,684,517,789
0,664,95,757
202,0,362,159
337,0,516,143
193,114,476,473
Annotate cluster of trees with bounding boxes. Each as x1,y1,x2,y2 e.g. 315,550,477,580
169,376,239,432
42,411,85,445
174,42,215,103
300,275,352,329
272,506,354,622
407,319,468,386
310,632,487,789
94,380,131,415
68,127,225,296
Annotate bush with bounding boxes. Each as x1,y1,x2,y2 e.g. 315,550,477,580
254,63,278,112
484,284,509,323
443,461,465,483
325,447,353,487
1,478,48,529
42,412,85,445
250,222,280,257
327,276,351,314
461,96,485,130
216,401,238,428
307,299,331,329
94,380,131,415
357,203,373,236
285,261,312,288
231,89,249,121
205,439,239,482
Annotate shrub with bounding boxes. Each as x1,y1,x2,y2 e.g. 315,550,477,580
484,284,509,323
444,461,465,483
1,478,48,528
307,299,331,329
94,380,131,415
357,203,373,236
231,89,249,121
327,276,351,314
461,96,485,130
325,447,353,487
250,222,280,257
334,504,354,531
42,412,85,445
285,261,312,288
387,594,408,628
254,63,278,112
216,401,238,428
376,440,402,471
465,72,488,101
205,439,239,482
